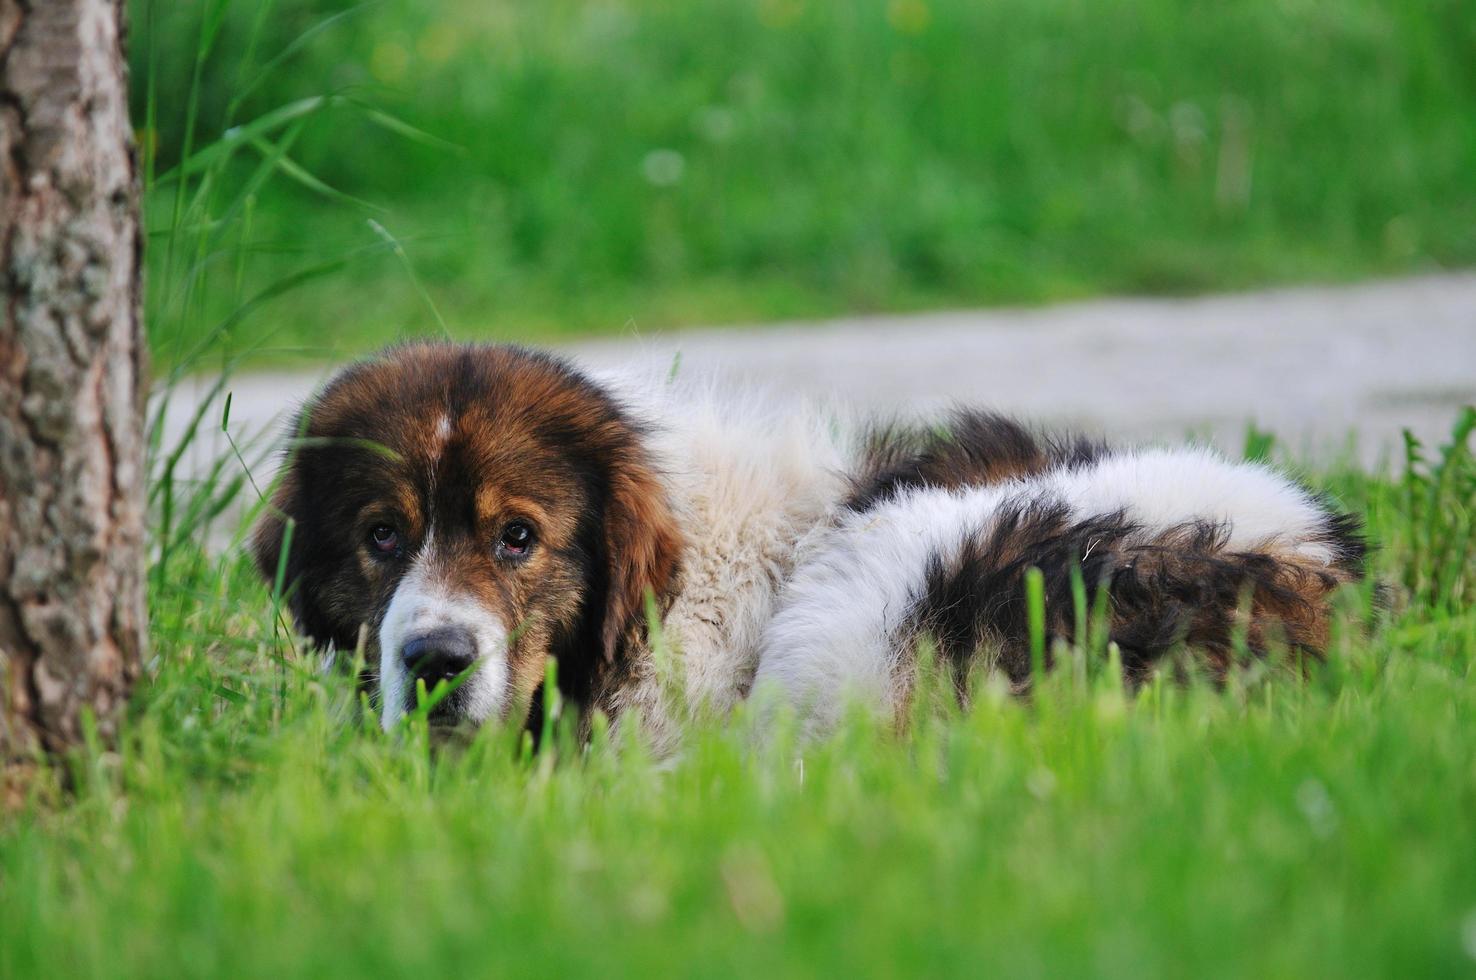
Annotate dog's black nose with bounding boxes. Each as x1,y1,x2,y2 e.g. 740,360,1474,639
401,628,477,684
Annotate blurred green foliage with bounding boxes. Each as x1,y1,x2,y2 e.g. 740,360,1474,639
134,0,1476,364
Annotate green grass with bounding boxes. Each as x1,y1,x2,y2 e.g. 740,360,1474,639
135,0,1476,369
3,412,1475,978
4,5,1474,976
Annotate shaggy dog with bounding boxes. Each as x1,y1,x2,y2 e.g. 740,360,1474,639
253,343,1365,752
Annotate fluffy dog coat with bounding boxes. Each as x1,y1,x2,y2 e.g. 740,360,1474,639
253,343,1365,752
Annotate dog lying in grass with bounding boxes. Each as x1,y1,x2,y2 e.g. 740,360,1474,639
252,342,1366,752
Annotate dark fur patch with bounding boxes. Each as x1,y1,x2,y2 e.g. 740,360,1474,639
908,500,1367,693
845,409,1106,512
1308,507,1371,577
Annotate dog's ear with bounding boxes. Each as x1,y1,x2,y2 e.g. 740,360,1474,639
250,417,336,646
600,458,683,662
251,464,308,619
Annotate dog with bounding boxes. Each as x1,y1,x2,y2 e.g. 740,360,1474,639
252,342,1366,752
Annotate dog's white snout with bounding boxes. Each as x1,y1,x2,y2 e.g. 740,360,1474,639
378,563,510,731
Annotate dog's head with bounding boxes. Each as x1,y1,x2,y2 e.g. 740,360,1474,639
252,343,683,731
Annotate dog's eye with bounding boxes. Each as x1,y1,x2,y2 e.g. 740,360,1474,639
369,524,399,555
496,521,534,559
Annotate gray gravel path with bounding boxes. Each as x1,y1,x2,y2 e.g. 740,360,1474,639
161,273,1476,492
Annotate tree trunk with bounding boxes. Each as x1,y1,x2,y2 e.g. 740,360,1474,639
0,0,145,760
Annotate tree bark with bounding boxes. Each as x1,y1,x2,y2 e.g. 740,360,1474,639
0,0,145,759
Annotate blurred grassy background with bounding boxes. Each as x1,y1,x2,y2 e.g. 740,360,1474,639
134,0,1476,367
4,9,1470,974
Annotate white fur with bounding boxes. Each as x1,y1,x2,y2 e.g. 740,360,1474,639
749,488,988,737
377,538,509,732
593,365,852,754
751,446,1338,737
1035,448,1335,562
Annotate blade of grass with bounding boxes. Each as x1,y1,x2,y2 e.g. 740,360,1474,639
1026,567,1046,682
367,219,452,339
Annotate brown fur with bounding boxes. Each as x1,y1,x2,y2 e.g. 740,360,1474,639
252,343,683,723
907,504,1365,695
846,409,1105,512
848,410,1368,695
